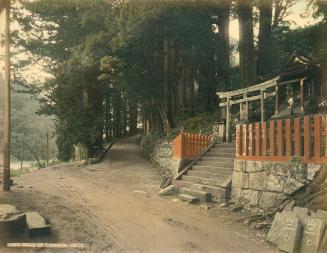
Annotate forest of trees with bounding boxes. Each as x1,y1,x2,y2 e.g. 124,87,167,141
11,0,327,161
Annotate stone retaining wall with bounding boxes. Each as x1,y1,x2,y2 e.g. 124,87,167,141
231,158,323,212
141,136,189,177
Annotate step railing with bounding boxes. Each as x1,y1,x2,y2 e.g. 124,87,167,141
236,114,327,164
173,133,213,159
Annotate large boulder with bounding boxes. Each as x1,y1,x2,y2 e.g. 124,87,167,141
0,205,26,246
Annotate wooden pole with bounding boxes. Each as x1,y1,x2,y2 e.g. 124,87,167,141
20,130,25,172
2,0,11,191
274,85,279,115
260,89,265,124
226,97,231,142
46,132,49,167
300,78,304,112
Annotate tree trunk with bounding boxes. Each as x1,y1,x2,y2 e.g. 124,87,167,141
158,104,171,134
257,0,273,77
24,143,43,169
218,2,231,91
238,0,257,87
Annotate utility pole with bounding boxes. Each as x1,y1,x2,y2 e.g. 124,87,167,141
2,0,11,191
20,130,25,172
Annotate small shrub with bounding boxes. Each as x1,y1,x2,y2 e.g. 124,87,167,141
140,132,161,158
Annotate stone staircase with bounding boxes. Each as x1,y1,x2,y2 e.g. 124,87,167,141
173,142,235,203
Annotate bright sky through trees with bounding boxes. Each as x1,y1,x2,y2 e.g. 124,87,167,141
229,0,323,40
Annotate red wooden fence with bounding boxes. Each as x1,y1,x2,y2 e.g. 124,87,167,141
236,114,327,164
173,133,212,159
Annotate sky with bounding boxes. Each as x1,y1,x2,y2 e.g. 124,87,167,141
229,0,323,40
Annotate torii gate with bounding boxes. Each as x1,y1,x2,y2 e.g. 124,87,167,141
217,76,309,142
0,0,11,191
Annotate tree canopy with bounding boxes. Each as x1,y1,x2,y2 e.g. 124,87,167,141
12,0,327,161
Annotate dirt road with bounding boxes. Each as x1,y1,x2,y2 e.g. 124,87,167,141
0,135,278,253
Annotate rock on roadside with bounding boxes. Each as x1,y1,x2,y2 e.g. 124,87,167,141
158,185,178,196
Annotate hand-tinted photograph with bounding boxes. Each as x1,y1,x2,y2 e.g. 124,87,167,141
0,0,327,252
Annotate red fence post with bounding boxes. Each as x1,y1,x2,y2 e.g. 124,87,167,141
262,122,267,157
236,125,242,157
277,120,283,158
294,118,301,157
255,123,260,156
181,133,185,159
248,124,254,157
314,115,321,162
285,119,291,158
304,116,311,161
173,133,185,159
269,121,275,157
243,125,248,156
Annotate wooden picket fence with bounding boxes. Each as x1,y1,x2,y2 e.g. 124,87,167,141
236,114,327,164
173,133,212,159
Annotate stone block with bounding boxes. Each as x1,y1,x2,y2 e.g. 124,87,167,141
300,217,325,253
273,162,290,176
231,187,242,200
267,211,303,253
221,176,232,188
26,212,51,235
248,172,267,191
312,209,327,224
307,164,321,181
262,161,276,173
0,205,26,245
232,172,249,188
158,185,177,196
267,212,282,245
258,192,287,211
293,207,309,221
266,174,284,192
283,200,295,212
288,161,308,182
245,161,264,173
240,189,260,207
318,230,327,253
234,159,246,172
0,205,18,220
284,177,305,195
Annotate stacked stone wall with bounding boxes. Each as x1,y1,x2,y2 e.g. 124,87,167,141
231,158,323,212
141,136,187,177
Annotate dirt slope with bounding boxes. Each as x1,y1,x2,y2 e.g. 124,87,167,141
0,135,278,253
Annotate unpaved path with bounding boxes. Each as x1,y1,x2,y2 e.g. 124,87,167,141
0,135,278,253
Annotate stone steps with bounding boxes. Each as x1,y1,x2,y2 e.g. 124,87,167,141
210,147,235,152
180,187,210,202
200,157,234,162
174,180,230,202
174,142,235,204
213,143,235,148
182,175,225,187
196,160,234,167
187,170,231,179
192,165,233,174
178,193,199,203
204,152,235,158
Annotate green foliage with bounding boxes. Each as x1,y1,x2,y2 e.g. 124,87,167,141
14,0,229,160
10,169,29,178
180,113,219,135
140,132,161,159
14,0,326,161
11,84,57,162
